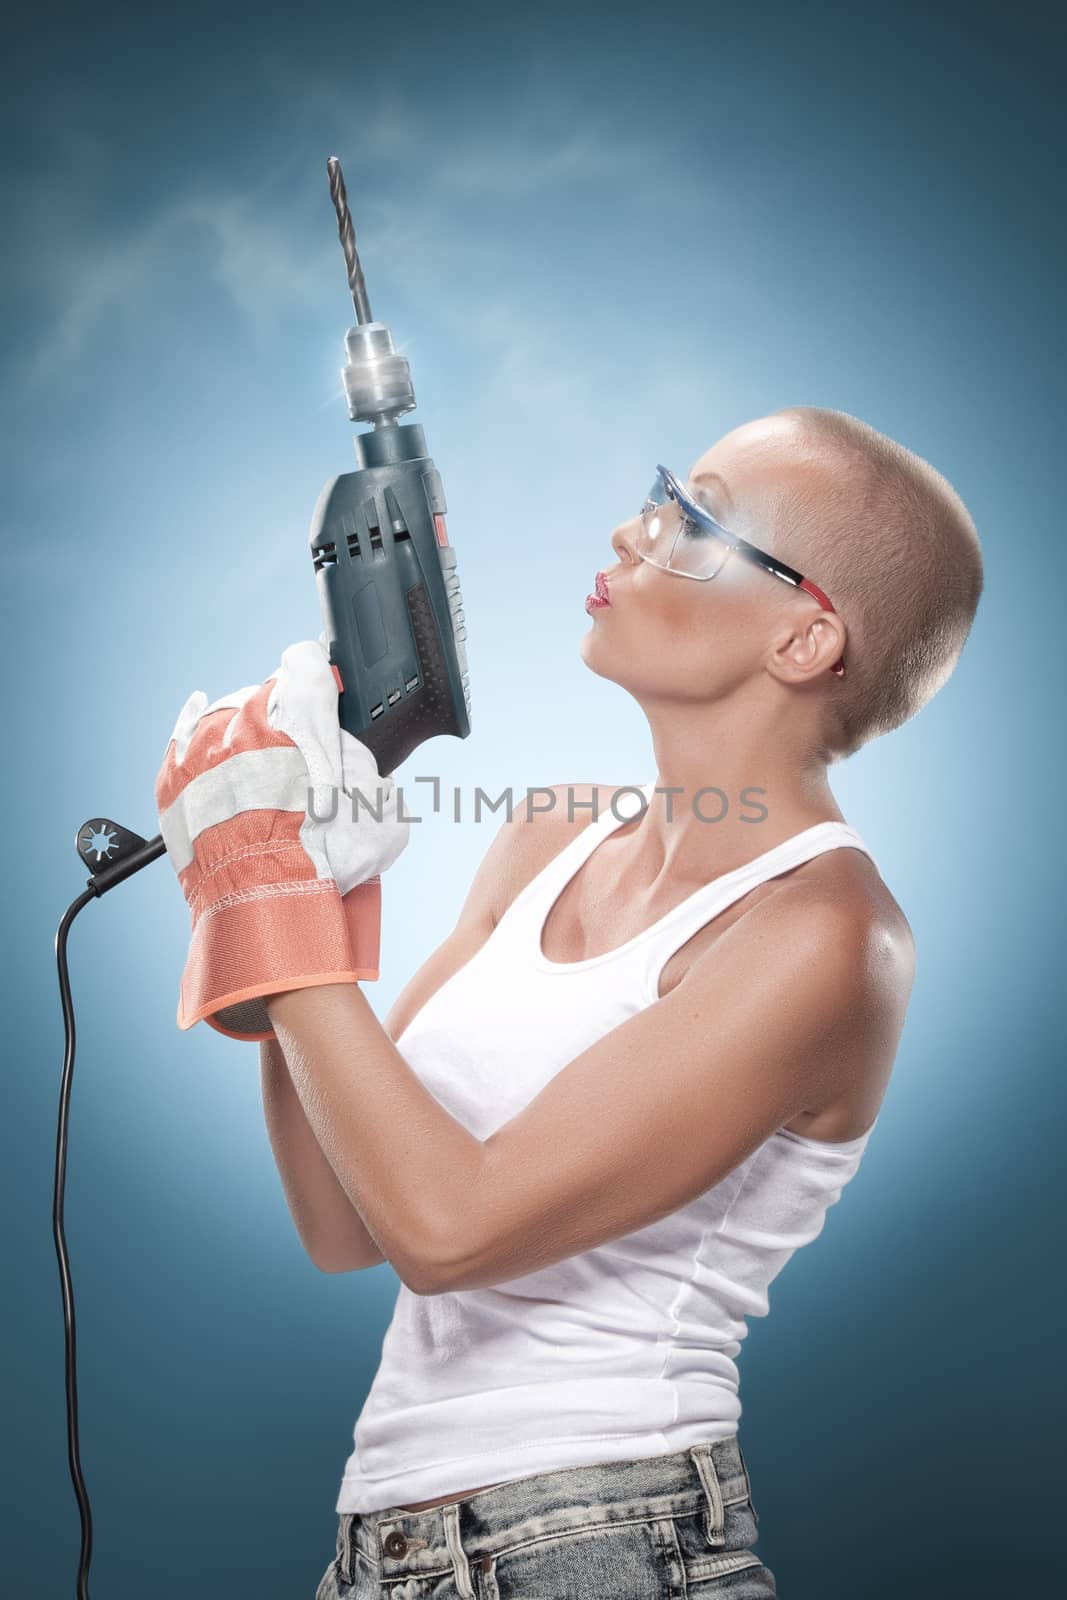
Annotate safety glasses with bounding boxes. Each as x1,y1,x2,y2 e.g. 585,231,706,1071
637,465,846,678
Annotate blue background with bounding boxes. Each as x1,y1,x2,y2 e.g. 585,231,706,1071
4,1,1062,1595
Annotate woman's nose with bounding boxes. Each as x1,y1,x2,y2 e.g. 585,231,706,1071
610,519,640,563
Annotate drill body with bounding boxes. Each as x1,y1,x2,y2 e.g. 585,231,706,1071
311,419,471,778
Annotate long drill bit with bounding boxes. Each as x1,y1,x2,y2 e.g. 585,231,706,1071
327,155,373,325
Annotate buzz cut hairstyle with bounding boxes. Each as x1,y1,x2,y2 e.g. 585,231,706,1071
768,406,984,763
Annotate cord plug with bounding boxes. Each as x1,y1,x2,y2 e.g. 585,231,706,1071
75,818,166,896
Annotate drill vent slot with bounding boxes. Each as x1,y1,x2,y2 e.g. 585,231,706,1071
392,527,411,541
346,533,362,558
387,689,401,705
368,521,383,555
405,674,420,692
312,542,337,571
369,702,385,720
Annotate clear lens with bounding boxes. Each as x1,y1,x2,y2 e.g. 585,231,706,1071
637,477,732,579
638,481,685,567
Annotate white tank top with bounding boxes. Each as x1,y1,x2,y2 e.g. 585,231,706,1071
336,783,881,1513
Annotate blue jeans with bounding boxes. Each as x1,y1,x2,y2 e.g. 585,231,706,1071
314,1435,775,1598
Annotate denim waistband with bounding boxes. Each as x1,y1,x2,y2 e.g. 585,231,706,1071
335,1435,754,1596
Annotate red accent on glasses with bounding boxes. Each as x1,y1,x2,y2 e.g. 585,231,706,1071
799,578,846,677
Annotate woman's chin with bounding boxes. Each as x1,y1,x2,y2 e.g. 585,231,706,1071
578,628,620,682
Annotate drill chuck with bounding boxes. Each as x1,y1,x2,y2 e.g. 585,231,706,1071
342,320,417,426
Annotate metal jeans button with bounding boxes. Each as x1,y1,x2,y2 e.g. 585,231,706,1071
383,1530,408,1558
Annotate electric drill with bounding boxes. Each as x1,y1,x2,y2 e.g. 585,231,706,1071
317,155,471,771
72,155,472,907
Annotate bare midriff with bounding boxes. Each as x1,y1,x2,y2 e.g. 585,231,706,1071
395,1481,506,1511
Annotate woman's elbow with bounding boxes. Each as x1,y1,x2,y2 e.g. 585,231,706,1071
311,1239,388,1275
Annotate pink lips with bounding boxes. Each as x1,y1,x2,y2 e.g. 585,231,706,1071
585,571,611,613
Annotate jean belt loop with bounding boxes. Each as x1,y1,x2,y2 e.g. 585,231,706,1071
689,1443,727,1547
733,1437,759,1520
442,1502,478,1600
341,1513,354,1583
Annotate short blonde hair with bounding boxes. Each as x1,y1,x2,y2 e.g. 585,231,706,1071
769,407,984,762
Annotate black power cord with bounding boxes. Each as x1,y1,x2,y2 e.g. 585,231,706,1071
53,821,166,1598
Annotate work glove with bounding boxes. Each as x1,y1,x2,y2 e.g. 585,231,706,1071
154,638,409,1042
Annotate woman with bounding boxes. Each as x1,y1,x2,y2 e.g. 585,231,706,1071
156,406,983,1597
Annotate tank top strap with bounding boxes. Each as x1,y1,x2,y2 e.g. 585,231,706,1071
639,819,879,997
495,785,878,990
502,784,654,924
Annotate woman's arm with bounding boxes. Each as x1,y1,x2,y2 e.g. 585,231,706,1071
259,790,604,1280
260,794,558,1277
260,1034,386,1272
261,895,514,1276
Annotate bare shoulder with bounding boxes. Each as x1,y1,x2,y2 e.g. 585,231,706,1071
805,843,916,975
641,839,917,1142
770,844,917,1037
700,845,916,1138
